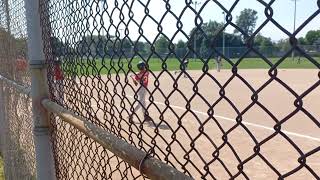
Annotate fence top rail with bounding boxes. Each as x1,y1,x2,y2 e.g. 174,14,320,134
41,98,193,180
0,75,31,96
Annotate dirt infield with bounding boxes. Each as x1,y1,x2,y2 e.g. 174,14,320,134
61,69,319,179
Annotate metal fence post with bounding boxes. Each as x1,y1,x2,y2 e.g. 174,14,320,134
25,0,56,179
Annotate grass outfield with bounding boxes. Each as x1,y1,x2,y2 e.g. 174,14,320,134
66,57,320,75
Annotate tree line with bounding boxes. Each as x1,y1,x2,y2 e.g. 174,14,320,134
53,8,320,59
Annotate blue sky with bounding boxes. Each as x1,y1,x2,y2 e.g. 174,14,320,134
66,0,320,43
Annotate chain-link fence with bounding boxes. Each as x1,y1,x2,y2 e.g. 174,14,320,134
0,0,35,179
39,0,319,179
0,0,319,179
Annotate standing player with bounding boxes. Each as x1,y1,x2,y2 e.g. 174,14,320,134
216,55,222,72
53,59,64,104
174,58,189,78
128,61,152,123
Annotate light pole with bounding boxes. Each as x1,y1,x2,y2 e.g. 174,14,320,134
192,1,201,61
99,2,105,37
222,12,226,56
292,0,298,61
119,28,124,39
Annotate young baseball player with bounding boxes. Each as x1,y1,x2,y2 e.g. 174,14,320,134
128,61,152,123
216,55,222,72
174,58,189,78
53,59,64,103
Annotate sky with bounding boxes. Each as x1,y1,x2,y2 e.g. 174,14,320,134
59,0,320,44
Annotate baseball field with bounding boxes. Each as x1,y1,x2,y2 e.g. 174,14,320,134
58,55,319,179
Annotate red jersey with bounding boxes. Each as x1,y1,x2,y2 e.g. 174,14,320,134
54,64,64,80
135,70,149,87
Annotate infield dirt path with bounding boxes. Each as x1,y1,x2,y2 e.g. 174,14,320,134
59,69,319,179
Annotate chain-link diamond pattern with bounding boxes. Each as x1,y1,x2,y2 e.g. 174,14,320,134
40,0,319,179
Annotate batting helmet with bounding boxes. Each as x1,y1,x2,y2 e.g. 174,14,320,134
137,61,146,70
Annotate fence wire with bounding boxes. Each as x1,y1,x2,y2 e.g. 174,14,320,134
40,0,319,179
0,0,35,179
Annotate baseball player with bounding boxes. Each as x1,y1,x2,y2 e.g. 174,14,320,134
216,55,222,72
174,58,189,78
53,59,64,104
128,61,152,123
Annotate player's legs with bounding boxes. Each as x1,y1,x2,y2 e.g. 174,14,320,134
139,87,146,113
55,79,64,104
58,80,64,103
132,88,142,111
130,86,150,122
216,59,221,72
139,87,151,121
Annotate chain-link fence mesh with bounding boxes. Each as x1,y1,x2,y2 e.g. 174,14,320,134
40,0,319,179
0,0,35,179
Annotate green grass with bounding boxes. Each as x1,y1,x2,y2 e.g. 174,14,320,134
65,57,320,76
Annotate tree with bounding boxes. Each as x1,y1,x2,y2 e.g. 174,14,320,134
176,40,187,58
77,35,109,57
155,36,169,56
305,30,320,45
50,37,75,57
188,20,244,58
176,40,186,49
193,21,223,57
225,33,243,47
276,38,290,52
254,34,273,47
234,8,258,37
298,37,307,45
134,41,147,56
253,34,274,56
189,27,204,57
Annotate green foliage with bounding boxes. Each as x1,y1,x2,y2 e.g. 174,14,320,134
155,36,169,55
56,15,320,62
254,34,275,54
305,30,320,45
176,40,187,58
298,37,307,45
134,41,147,55
51,37,74,57
276,38,290,52
254,34,273,47
234,8,258,37
188,20,243,57
176,40,186,49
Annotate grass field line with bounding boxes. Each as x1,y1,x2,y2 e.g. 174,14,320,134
126,95,320,142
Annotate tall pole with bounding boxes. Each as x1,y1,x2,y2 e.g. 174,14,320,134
119,28,124,39
222,12,226,56
192,1,201,61
25,0,56,179
99,2,104,37
292,0,297,61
